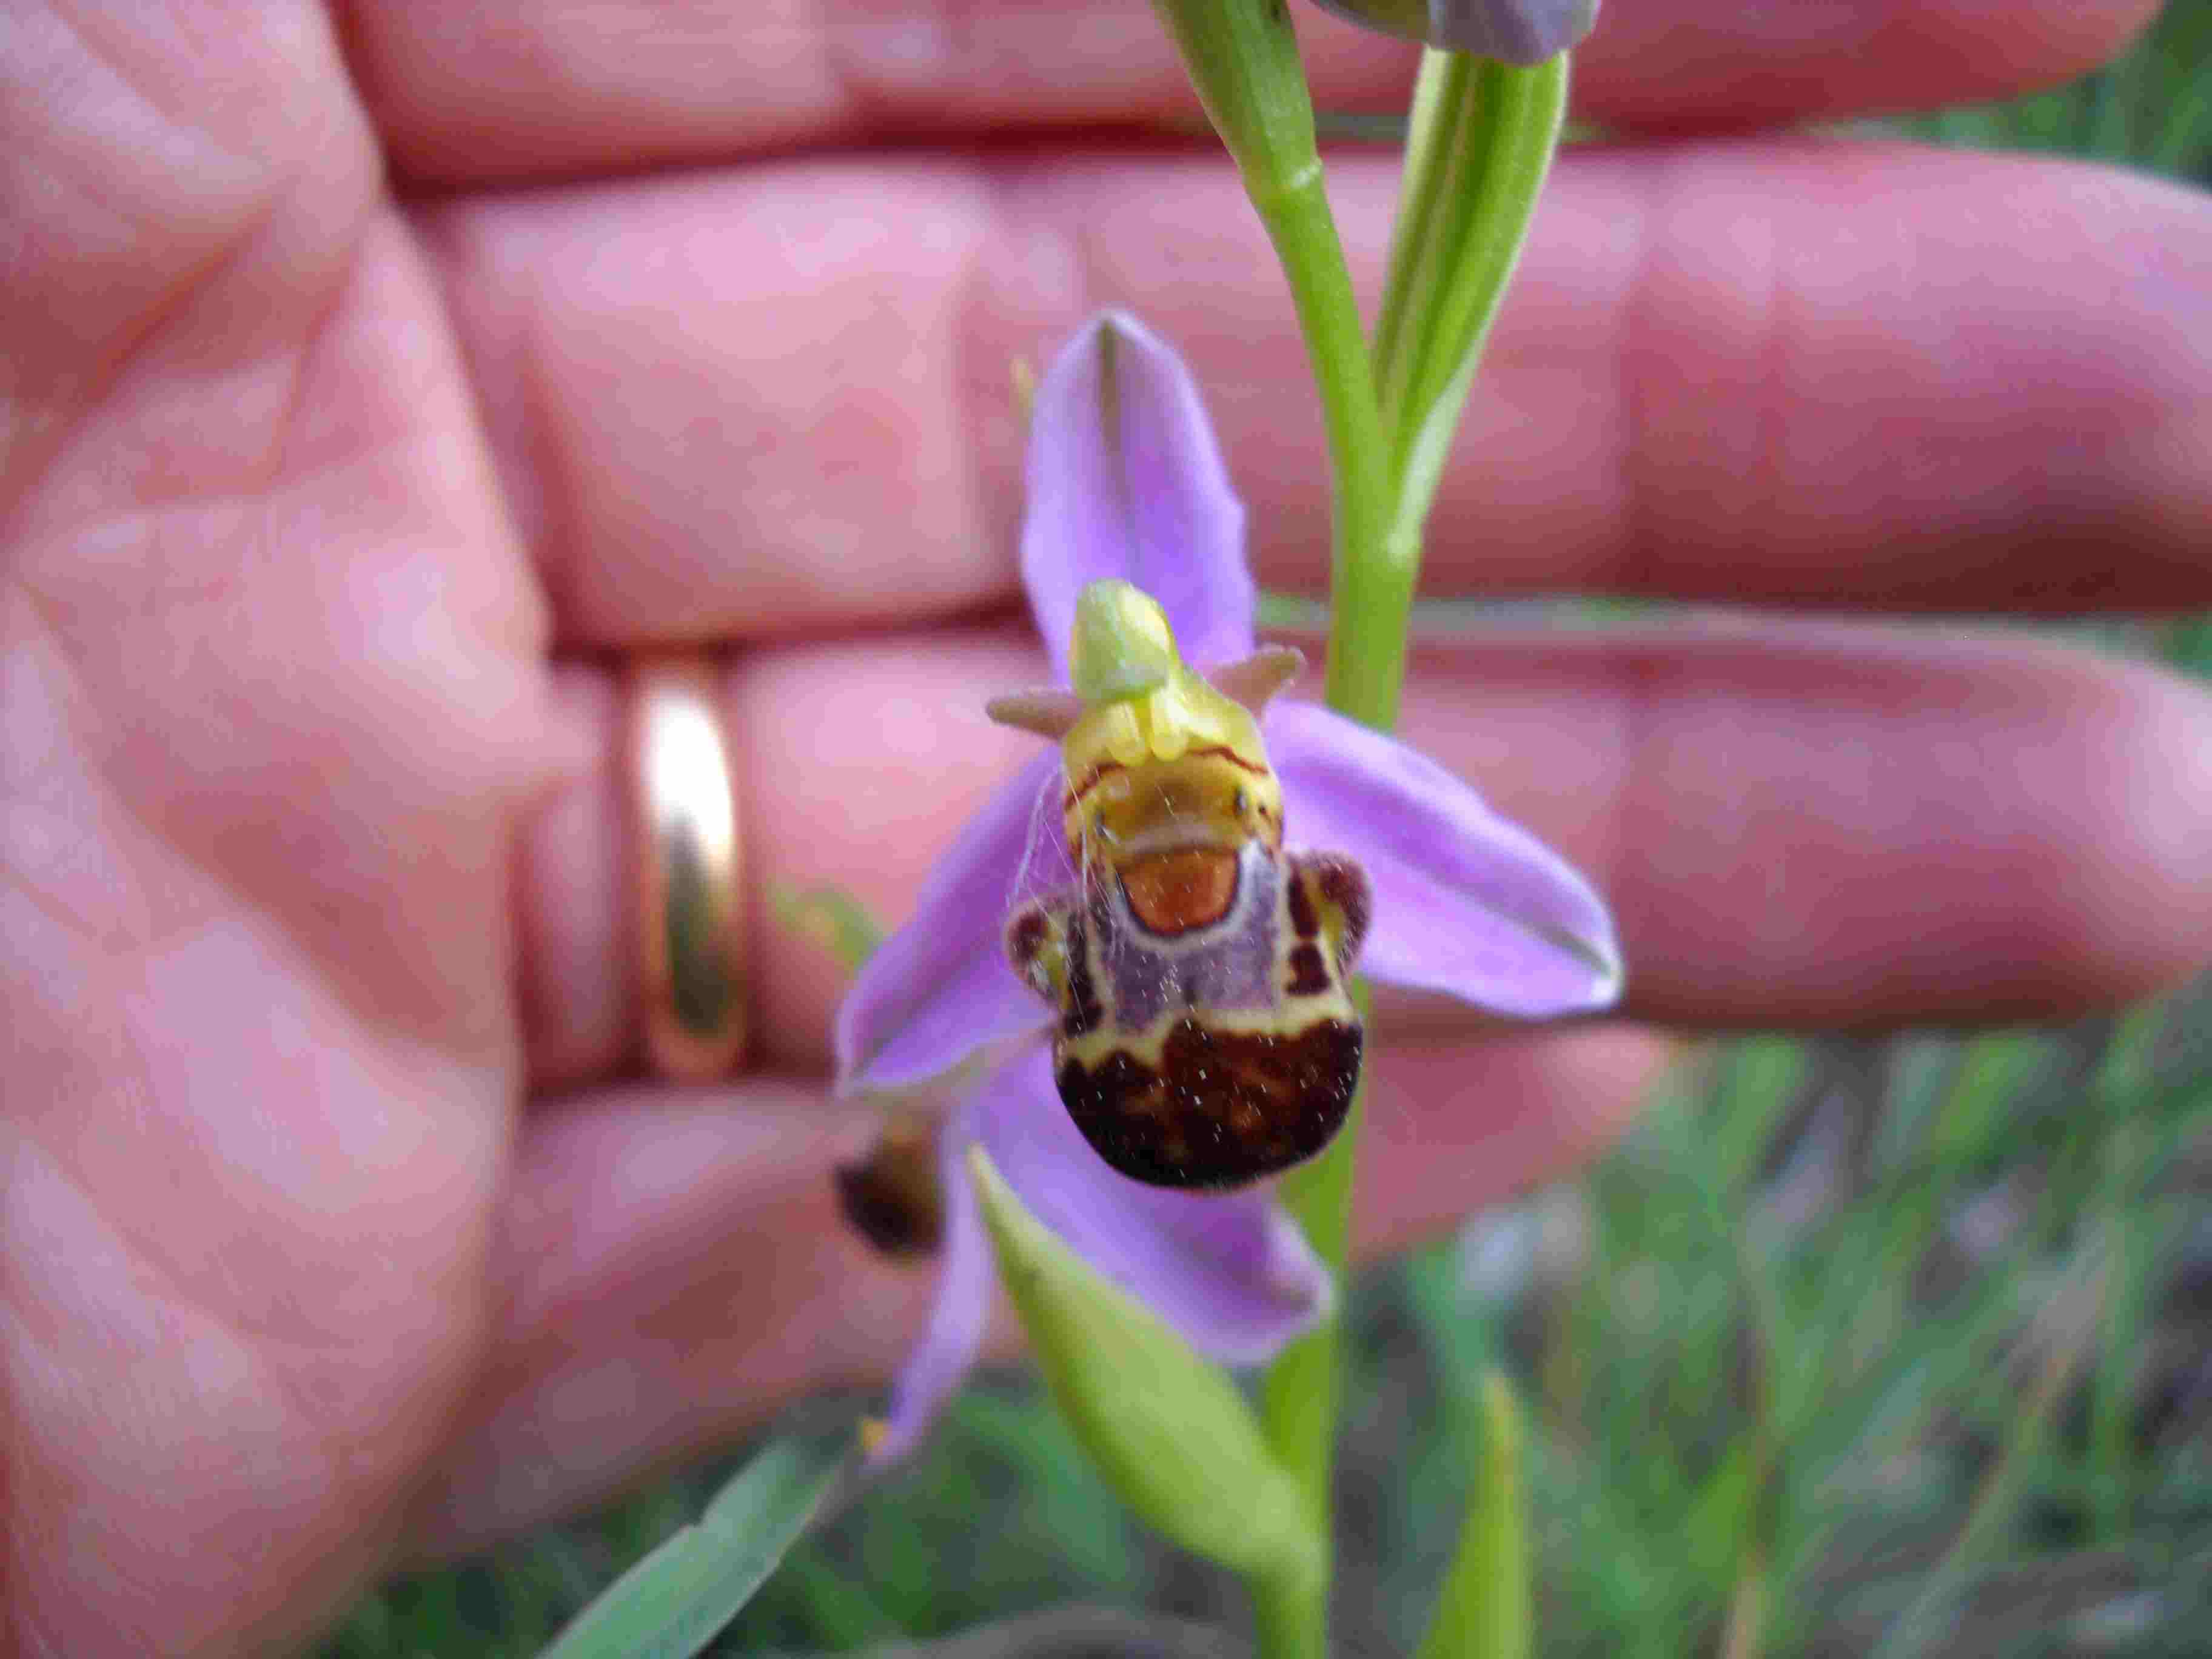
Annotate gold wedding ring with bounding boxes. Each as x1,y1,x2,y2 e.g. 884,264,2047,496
628,655,747,1079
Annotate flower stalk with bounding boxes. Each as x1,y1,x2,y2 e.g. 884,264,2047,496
966,1147,1326,1590
1143,10,1583,1652
1256,985,1370,1555
841,153,1605,1658
1147,0,1401,736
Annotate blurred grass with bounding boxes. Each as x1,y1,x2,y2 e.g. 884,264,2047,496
1893,0,2212,183
326,5,2212,1654
1396,1002,2212,1659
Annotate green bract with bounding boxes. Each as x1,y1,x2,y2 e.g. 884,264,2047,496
967,1147,1325,1597
1376,52,1570,555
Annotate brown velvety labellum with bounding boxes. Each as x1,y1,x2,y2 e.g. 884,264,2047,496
1118,847,1239,936
1057,1016,1364,1190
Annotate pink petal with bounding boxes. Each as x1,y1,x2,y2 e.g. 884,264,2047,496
871,1045,1330,1461
834,750,1071,1095
1022,312,1256,678
870,1084,996,1463
1270,701,1622,1016
976,1047,1333,1364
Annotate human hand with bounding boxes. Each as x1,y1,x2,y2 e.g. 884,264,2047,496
5,2,2208,1652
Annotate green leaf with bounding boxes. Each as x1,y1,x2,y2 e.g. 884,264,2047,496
537,1434,847,1659
1711,1036,1810,1194
766,882,880,972
964,1146,1324,1599
1417,1372,1532,1659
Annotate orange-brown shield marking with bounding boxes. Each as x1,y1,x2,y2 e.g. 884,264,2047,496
1119,846,1240,936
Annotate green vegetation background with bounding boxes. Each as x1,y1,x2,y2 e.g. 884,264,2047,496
327,5,2212,1652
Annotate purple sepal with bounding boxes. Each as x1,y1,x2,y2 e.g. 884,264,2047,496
870,1046,1333,1460
1022,312,1256,680
834,750,1070,1096
976,1046,1332,1362
1269,701,1621,1016
868,1085,995,1464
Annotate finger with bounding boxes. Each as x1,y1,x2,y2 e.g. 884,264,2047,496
516,620,2212,1090
349,0,2159,183
517,664,632,1086
1387,620,2212,1029
1578,0,2161,133
409,1021,1672,1553
515,641,1037,1088
425,143,2212,644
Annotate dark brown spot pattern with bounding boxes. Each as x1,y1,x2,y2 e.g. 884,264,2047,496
1055,1016,1363,1188
1008,908,1048,968
1300,854,1373,973
1285,942,1330,996
1062,915,1104,1037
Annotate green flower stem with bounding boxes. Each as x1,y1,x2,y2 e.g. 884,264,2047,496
1253,173,1402,737
1144,14,1572,1655
1261,983,1369,1540
1264,44,1570,1624
1244,169,1387,1601
1145,9,1394,1637
1145,0,1399,737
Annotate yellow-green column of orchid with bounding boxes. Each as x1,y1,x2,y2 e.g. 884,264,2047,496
1147,5,1570,1654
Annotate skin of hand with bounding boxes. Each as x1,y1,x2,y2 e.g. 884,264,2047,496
3,1,2208,1652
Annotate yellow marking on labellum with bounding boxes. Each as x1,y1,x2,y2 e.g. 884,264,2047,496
1057,588,1281,860
1053,862,1362,1185
1031,851,1369,1190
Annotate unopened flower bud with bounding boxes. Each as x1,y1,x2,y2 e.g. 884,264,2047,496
834,1113,944,1256
1307,0,1598,62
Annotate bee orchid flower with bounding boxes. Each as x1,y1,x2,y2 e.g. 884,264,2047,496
835,312,1619,1460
